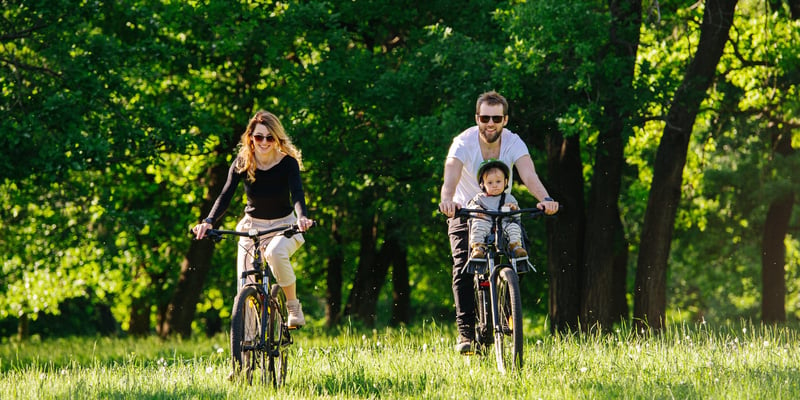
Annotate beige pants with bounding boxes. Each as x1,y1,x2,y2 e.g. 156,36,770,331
235,213,304,291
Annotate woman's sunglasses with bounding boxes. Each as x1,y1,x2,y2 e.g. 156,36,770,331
252,134,276,143
478,115,505,124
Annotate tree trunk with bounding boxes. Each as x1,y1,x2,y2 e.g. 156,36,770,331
634,0,738,332
390,240,411,326
17,312,28,341
161,237,216,337
325,216,345,327
128,295,151,336
761,130,795,323
160,140,238,337
344,213,383,325
546,132,585,333
582,0,641,331
761,194,792,322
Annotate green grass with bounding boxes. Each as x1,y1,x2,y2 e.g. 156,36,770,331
2,319,800,399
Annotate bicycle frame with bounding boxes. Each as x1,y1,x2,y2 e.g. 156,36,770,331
457,207,546,373
203,223,305,387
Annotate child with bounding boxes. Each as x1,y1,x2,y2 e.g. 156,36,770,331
467,159,528,259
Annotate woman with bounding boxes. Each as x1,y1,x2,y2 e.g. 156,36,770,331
192,110,314,327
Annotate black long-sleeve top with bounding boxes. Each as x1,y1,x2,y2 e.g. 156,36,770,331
205,155,307,223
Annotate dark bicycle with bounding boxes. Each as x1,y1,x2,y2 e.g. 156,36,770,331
200,223,312,387
456,206,549,373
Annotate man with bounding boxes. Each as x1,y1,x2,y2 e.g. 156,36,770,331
438,90,559,353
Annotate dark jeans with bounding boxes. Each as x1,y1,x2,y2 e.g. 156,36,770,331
448,217,474,339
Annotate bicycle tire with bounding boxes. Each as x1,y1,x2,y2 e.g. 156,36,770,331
230,285,267,385
267,284,289,387
495,267,523,372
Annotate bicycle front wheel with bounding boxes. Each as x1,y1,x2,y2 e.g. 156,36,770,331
267,284,289,388
495,267,523,372
231,285,267,385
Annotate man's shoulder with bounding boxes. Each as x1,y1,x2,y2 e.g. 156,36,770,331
453,126,479,142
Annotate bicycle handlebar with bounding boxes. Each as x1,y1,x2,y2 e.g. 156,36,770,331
193,221,317,243
454,207,555,219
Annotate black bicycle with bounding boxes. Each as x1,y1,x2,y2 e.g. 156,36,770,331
200,223,311,387
456,206,547,373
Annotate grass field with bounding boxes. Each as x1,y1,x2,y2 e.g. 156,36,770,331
2,319,800,399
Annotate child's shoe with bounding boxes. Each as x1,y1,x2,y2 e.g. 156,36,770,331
509,242,528,258
470,243,487,259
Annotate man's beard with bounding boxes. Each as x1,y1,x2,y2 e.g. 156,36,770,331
480,127,501,143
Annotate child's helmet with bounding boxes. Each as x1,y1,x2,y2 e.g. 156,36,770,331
476,158,510,185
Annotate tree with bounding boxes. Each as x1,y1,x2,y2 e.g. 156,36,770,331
580,0,641,331
634,0,739,331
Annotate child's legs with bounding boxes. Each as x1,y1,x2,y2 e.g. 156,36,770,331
470,219,491,245
503,221,522,244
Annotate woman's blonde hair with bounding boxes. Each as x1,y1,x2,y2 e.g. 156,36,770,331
236,110,304,182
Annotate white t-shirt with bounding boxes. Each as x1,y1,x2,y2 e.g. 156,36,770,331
446,126,530,206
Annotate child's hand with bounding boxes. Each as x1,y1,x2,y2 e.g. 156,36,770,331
504,203,519,211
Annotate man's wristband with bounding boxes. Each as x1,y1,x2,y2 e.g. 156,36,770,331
543,197,554,202
203,218,214,224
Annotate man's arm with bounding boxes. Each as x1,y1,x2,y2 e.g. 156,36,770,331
515,155,559,215
439,157,463,217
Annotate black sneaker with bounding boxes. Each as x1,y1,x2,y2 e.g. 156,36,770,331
455,335,474,354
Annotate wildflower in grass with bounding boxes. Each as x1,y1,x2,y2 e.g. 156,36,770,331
206,366,213,374
580,367,588,373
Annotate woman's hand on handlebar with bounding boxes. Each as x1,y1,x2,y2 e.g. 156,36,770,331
297,216,315,232
192,221,212,240
537,198,560,215
439,200,462,218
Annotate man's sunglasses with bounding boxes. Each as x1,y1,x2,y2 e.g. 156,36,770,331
252,134,276,143
478,115,504,124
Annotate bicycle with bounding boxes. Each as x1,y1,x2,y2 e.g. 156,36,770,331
455,206,549,373
200,222,312,387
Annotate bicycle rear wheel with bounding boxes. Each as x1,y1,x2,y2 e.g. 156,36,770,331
495,267,523,372
231,285,267,384
267,284,289,388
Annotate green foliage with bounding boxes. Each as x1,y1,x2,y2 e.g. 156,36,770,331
2,0,799,338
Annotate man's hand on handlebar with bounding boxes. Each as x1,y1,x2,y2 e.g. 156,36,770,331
439,200,462,218
537,198,560,215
